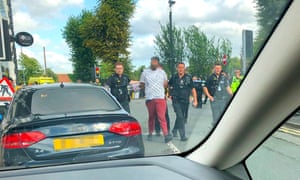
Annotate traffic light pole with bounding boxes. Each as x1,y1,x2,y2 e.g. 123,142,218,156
168,0,175,75
7,0,18,84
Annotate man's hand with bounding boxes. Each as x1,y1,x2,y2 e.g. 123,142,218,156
208,95,214,102
193,100,198,107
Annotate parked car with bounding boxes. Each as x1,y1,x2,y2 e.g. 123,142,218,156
0,83,144,167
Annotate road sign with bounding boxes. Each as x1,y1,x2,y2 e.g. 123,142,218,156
222,54,227,65
15,32,34,47
0,77,15,101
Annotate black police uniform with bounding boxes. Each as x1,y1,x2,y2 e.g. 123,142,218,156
205,73,230,125
169,73,195,140
106,74,131,113
193,80,203,108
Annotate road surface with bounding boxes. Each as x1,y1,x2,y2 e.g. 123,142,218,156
130,99,300,179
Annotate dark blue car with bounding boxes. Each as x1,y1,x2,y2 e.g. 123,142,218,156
0,83,144,167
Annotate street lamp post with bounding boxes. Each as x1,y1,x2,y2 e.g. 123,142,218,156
168,0,175,74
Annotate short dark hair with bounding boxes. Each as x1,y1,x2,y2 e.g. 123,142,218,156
115,62,124,68
214,62,222,66
151,56,160,62
176,62,185,67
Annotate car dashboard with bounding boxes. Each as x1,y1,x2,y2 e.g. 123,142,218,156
0,156,240,180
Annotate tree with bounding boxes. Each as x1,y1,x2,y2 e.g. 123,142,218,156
131,65,146,80
45,68,58,82
184,26,214,78
254,0,288,54
62,10,96,83
227,57,242,75
18,53,43,83
184,26,232,78
80,0,135,76
154,24,185,76
17,53,57,84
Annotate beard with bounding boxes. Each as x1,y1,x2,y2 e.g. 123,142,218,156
151,64,158,70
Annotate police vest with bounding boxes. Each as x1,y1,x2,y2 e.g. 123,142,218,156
109,75,129,102
169,74,193,102
231,76,244,93
207,74,229,98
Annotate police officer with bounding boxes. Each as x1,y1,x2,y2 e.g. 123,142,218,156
231,69,244,93
107,62,137,113
169,62,198,141
203,63,233,126
94,78,101,86
192,76,203,108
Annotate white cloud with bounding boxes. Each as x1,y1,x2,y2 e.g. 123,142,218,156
16,47,73,74
12,0,84,18
130,0,258,64
16,34,72,74
13,12,39,32
129,35,156,67
44,51,72,73
13,0,259,73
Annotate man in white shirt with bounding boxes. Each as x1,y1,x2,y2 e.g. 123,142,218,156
140,56,172,143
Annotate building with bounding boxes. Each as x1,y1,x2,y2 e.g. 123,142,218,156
57,74,72,83
0,0,17,85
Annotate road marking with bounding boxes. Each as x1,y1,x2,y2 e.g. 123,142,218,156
167,141,181,153
279,127,300,136
142,134,182,153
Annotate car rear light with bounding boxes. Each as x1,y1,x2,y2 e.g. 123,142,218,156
2,131,46,149
109,122,142,137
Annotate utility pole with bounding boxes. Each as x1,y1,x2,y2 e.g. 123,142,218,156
7,0,18,83
43,46,47,75
168,0,175,74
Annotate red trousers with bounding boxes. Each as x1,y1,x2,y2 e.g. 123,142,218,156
146,99,168,136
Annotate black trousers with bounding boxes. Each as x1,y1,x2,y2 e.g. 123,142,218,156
196,91,203,108
172,100,189,138
155,105,170,133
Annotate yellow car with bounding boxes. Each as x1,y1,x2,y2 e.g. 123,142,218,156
28,77,55,85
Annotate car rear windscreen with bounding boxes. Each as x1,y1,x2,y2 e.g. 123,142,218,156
30,87,120,115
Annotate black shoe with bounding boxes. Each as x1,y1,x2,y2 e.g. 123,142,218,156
180,137,188,141
172,129,178,137
147,134,152,141
164,134,173,143
155,131,161,136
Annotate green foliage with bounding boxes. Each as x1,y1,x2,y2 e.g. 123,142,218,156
227,57,242,75
62,10,95,83
18,53,42,83
155,25,232,78
154,24,185,76
131,65,146,80
17,53,57,84
67,74,75,82
79,0,134,76
45,68,58,82
184,26,214,78
254,0,288,55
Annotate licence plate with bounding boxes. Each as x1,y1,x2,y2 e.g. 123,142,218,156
53,134,104,151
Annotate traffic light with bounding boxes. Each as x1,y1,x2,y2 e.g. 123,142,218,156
95,66,100,77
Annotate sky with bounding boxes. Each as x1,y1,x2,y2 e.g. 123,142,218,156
12,0,258,73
